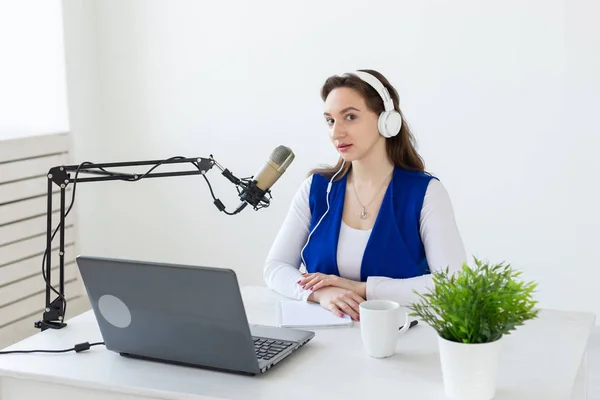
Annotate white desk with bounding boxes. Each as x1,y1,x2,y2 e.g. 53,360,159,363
0,286,596,400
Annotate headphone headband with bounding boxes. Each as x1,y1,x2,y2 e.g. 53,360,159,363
352,70,394,112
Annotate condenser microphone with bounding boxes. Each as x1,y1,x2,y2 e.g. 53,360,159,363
237,145,295,210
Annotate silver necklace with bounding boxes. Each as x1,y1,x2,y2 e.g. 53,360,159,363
351,172,393,220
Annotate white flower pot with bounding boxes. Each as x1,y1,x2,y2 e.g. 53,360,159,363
437,335,503,400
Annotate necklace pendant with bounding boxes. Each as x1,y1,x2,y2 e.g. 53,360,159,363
359,207,367,220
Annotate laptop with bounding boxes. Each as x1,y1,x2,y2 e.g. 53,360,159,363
75,255,315,375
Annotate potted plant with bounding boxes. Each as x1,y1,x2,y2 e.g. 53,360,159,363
408,257,539,400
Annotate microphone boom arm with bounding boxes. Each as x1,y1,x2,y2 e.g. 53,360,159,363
34,154,253,332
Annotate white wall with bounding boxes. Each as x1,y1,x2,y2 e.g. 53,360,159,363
61,0,600,322
0,0,68,139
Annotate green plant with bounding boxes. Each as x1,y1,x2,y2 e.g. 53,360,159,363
408,257,539,344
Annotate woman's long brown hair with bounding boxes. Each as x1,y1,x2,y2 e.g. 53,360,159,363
309,69,426,180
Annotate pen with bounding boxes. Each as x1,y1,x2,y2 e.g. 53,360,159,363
399,320,418,330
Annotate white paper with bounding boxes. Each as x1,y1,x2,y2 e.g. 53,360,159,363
278,300,353,328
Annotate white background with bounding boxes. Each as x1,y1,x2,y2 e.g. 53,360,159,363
3,0,599,323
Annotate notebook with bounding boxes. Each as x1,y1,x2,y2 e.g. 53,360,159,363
278,300,353,328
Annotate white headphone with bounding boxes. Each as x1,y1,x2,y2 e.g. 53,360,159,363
352,70,402,139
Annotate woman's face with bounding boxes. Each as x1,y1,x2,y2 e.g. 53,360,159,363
323,87,383,162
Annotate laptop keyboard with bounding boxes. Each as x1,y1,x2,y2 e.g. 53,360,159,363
253,337,294,361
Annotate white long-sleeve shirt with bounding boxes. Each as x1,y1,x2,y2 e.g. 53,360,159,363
263,175,467,306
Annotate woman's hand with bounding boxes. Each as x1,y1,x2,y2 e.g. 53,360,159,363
298,272,366,298
308,287,364,321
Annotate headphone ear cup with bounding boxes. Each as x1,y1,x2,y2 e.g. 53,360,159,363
378,110,402,138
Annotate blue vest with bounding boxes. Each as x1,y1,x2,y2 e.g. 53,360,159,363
302,167,436,281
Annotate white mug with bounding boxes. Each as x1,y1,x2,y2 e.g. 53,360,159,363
359,299,411,358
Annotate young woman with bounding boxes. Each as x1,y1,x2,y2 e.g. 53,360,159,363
263,69,466,321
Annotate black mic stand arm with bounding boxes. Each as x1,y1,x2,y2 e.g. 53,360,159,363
34,155,250,331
